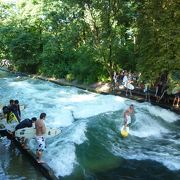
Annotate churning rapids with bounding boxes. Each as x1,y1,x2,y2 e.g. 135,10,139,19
0,70,180,180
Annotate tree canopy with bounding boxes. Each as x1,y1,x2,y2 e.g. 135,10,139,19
0,0,179,84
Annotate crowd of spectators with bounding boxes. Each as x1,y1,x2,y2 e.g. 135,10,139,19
112,70,180,109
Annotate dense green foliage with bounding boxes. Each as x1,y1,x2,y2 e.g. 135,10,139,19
135,0,180,82
0,0,179,84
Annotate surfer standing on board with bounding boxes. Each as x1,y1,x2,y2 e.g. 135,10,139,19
124,104,134,129
35,113,46,163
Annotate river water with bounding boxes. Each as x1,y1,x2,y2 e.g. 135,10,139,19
0,69,180,180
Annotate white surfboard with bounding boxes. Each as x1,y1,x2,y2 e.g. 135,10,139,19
125,83,134,90
20,105,26,111
0,118,18,132
0,112,4,120
120,125,129,137
15,127,61,139
6,122,19,132
0,118,7,130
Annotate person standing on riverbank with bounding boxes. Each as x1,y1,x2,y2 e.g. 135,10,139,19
35,113,46,163
123,72,133,97
144,83,151,102
173,93,180,108
10,100,21,123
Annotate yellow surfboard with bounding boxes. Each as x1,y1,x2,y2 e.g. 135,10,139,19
120,125,129,137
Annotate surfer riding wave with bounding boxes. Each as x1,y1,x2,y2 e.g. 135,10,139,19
123,104,135,129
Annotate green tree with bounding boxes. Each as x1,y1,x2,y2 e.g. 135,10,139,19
136,0,180,82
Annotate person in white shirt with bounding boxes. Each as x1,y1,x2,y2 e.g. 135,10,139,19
123,72,132,96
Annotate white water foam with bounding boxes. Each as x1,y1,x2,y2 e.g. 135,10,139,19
130,112,169,137
137,103,180,123
44,120,87,177
5,79,128,176
1,77,180,176
112,102,180,171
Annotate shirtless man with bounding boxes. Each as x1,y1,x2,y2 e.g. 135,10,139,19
124,104,134,129
35,113,46,163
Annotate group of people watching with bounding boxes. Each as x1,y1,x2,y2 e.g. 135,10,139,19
0,99,47,164
4,99,21,123
113,70,139,96
113,70,180,109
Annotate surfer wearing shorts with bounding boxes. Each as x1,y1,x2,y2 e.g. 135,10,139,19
124,104,134,128
35,113,46,163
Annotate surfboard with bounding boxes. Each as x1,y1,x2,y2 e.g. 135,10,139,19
20,105,26,111
120,125,129,137
6,122,19,132
124,83,134,90
0,119,6,130
0,112,4,120
15,127,61,139
0,118,18,132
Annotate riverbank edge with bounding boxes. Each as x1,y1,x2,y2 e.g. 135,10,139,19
13,139,59,180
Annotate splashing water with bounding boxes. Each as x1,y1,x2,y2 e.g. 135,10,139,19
0,71,180,179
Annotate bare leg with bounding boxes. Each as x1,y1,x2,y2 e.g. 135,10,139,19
173,97,177,106
126,88,128,96
129,90,132,96
176,98,180,107
159,91,165,102
148,93,150,102
155,86,158,97
36,150,44,163
23,139,29,150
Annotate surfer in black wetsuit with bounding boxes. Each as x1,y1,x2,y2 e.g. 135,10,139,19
15,117,37,131
15,117,37,149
